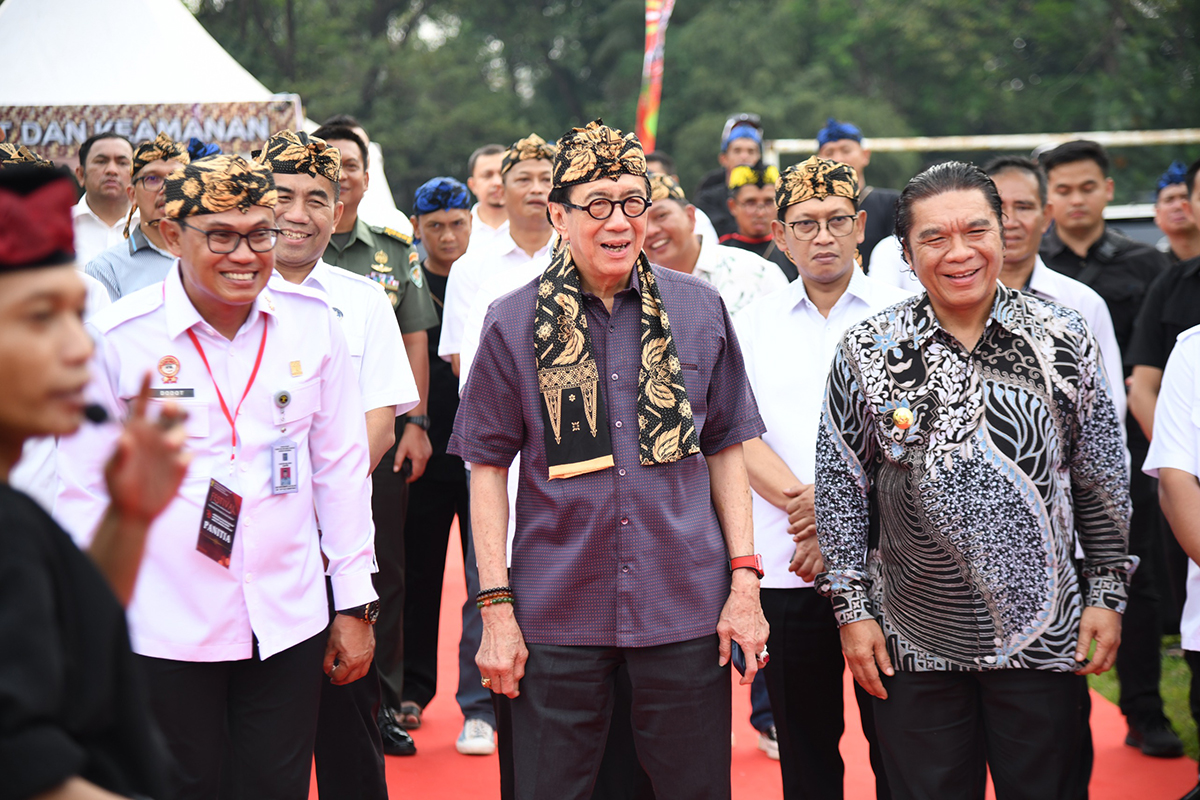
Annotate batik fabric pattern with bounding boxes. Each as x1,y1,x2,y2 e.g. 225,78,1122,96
534,244,699,479
163,154,277,219
500,134,557,176
814,284,1135,672
131,132,190,178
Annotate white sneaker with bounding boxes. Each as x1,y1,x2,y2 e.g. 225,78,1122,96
456,718,497,756
757,726,779,760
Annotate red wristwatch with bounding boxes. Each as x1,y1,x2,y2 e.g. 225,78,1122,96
730,554,764,579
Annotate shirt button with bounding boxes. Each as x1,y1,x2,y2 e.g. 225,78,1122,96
618,468,626,476
244,573,252,583
241,464,248,473
611,373,619,381
622,565,630,573
609,325,615,332
615,420,622,428
620,517,629,526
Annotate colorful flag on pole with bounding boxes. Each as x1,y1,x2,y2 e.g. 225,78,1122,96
634,0,676,153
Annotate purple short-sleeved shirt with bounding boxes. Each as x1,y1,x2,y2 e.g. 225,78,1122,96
449,263,764,648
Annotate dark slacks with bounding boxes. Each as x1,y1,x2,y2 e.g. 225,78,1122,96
873,669,1082,800
402,473,469,708
511,634,731,800
313,578,388,800
1117,465,1167,726
138,633,326,800
374,417,410,710
761,588,891,800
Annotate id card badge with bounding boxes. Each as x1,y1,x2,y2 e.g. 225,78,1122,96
197,478,241,567
272,437,299,495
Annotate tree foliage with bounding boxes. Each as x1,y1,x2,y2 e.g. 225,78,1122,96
187,0,1200,205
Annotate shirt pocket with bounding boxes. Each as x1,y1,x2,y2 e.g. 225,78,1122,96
272,377,322,426
679,361,707,432
148,398,210,439
345,332,366,373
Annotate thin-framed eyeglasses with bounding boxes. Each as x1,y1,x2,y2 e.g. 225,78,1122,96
134,174,167,191
177,220,280,254
559,196,651,221
785,215,857,240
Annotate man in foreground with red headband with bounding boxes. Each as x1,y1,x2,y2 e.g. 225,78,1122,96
450,120,768,799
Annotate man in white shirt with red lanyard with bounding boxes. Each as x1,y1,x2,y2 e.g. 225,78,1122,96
55,153,377,800
737,156,911,800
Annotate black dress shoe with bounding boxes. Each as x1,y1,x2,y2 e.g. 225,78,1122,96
1125,718,1184,758
378,706,417,756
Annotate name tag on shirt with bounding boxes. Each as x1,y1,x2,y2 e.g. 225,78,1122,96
272,438,299,495
197,479,241,567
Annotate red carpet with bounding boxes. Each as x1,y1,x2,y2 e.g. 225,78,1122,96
313,521,1199,799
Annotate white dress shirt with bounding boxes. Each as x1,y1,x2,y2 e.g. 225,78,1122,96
10,272,112,511
72,195,136,268
1144,325,1200,650
55,265,375,662
689,234,788,316
735,268,914,588
692,207,720,253
467,203,510,253
273,259,419,415
867,234,924,294
438,230,554,360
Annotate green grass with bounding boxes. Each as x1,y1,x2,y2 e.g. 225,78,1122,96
1089,635,1199,760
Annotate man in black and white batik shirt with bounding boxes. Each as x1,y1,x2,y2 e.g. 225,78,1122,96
814,161,1135,800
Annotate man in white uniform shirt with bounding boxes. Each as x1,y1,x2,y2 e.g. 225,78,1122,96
255,130,422,784
466,143,510,251
1144,324,1200,800
644,172,786,315
55,154,377,800
439,134,557,374
72,133,136,266
737,156,911,800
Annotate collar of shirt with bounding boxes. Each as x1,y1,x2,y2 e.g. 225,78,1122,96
720,231,773,246
495,229,555,262
163,261,279,340
788,263,878,314
471,203,509,234
911,281,1020,350
1044,224,1129,264
127,223,173,258
296,258,336,294
73,194,133,230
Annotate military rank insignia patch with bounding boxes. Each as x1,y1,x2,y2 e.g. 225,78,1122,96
373,250,391,273
409,263,424,289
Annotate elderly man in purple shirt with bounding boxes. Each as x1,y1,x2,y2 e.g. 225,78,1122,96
449,120,769,799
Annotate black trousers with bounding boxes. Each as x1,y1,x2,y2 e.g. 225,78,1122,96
761,588,891,800
138,633,326,800
873,669,1082,800
313,579,388,800
1117,465,1167,726
401,473,469,708
374,417,410,710
510,635,730,800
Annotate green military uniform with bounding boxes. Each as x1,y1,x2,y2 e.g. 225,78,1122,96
323,215,439,335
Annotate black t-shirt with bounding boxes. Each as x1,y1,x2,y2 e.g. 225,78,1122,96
1125,256,1200,371
717,233,799,282
1040,225,1168,362
859,187,900,273
0,484,169,800
421,266,467,484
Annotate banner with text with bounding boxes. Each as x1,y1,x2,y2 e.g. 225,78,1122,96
0,96,303,163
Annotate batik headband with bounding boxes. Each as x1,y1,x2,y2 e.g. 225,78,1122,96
728,163,780,192
163,154,277,219
649,172,686,202
0,144,54,169
500,134,557,176
131,132,190,178
252,130,340,184
552,119,647,189
775,155,859,211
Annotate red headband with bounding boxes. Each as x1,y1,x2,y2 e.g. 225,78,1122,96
0,179,77,268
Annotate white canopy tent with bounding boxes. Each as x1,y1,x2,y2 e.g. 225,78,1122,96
0,0,412,231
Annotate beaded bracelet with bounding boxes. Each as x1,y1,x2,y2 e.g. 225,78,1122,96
476,595,515,609
476,585,513,601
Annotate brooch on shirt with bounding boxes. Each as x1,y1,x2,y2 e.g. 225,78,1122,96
373,250,392,272
158,355,180,384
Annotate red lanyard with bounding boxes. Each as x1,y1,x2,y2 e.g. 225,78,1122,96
186,316,269,456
